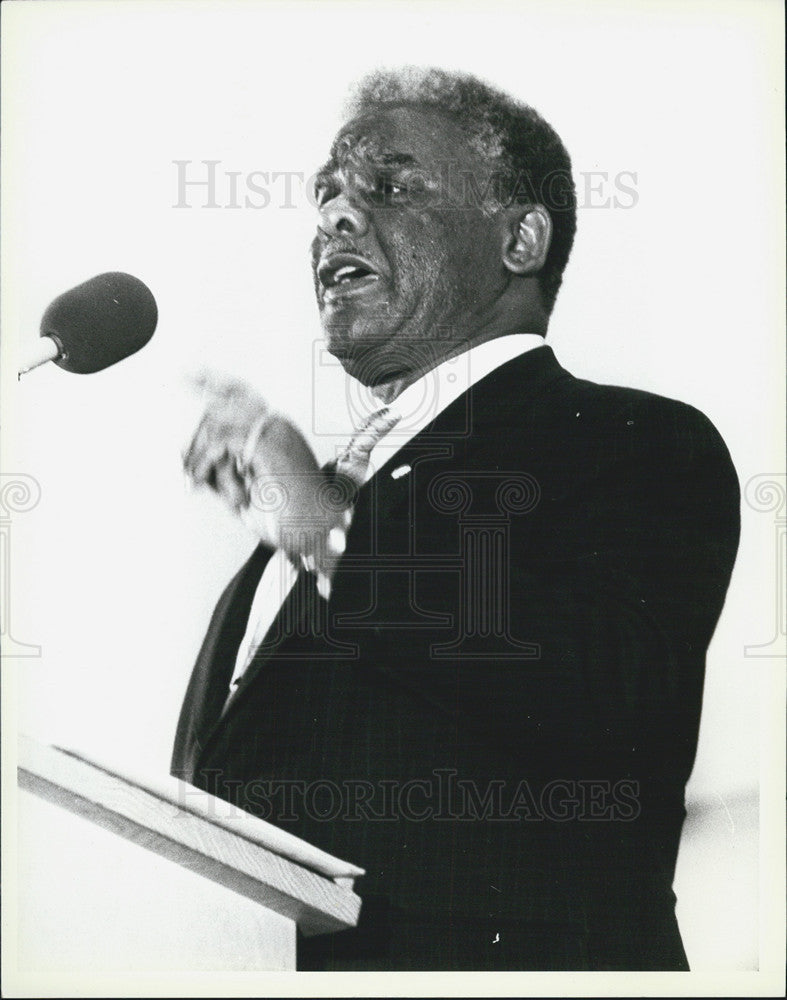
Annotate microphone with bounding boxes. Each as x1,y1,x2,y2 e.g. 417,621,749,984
18,272,158,377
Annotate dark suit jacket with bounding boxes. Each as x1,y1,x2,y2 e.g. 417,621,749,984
171,345,740,970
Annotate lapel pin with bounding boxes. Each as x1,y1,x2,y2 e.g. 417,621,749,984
391,464,411,480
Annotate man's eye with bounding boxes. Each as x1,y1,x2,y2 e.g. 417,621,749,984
314,182,337,207
372,177,407,201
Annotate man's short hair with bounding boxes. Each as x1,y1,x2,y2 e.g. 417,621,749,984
347,67,577,313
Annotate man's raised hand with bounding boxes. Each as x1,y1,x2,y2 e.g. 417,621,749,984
183,372,340,565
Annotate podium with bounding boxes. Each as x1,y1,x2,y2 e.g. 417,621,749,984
14,736,363,973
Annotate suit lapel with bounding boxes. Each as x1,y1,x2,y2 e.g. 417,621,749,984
215,559,356,723
171,542,273,779
354,345,569,526
188,345,570,768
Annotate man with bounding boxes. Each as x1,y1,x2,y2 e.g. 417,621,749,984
173,68,740,970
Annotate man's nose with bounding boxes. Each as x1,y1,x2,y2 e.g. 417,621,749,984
318,191,369,238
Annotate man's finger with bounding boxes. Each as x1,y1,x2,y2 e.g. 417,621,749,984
189,370,268,412
182,410,223,473
183,407,251,474
213,460,249,511
188,442,235,488
190,449,249,513
189,369,243,395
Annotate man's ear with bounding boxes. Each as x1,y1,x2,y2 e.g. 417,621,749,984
501,205,552,275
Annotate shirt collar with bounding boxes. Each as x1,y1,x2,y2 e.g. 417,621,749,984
364,333,546,481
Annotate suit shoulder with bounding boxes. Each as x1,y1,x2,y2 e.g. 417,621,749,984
556,374,734,464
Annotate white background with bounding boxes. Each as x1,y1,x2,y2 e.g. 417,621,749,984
2,0,784,982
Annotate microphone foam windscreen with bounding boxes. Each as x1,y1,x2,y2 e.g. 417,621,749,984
40,272,158,374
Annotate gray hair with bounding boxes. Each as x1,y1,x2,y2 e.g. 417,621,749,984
346,66,577,311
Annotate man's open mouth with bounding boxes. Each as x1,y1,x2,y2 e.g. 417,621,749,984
318,252,381,303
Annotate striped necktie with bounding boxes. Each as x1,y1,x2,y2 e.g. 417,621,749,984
333,405,401,498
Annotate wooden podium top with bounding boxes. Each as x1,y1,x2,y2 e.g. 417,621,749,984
17,735,363,937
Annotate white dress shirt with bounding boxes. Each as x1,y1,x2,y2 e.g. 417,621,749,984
230,333,546,687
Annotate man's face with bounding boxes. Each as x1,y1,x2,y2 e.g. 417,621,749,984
311,104,508,384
